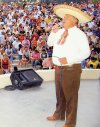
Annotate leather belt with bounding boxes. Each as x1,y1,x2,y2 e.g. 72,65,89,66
55,64,81,69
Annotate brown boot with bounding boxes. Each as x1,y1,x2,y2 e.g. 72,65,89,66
47,116,60,121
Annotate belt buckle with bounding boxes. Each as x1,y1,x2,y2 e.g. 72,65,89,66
68,64,73,67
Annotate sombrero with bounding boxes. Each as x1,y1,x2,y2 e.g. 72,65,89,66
53,4,93,24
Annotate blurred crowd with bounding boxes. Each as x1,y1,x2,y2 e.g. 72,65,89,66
0,0,100,74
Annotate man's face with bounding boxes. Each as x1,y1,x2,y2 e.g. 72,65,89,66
62,14,77,29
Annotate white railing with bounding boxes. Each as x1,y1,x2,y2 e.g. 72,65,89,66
0,69,100,89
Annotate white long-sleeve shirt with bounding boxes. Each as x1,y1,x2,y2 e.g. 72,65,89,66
47,26,90,66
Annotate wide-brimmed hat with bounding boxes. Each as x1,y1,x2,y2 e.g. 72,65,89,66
53,4,93,24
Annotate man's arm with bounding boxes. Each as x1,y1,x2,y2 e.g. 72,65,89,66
67,32,90,64
47,24,60,47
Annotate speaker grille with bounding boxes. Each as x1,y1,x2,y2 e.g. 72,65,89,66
22,70,40,82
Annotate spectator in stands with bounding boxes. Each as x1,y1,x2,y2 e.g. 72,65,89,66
94,43,100,54
0,25,5,44
22,55,28,67
1,53,11,74
12,27,19,35
40,49,48,60
0,44,5,56
90,34,99,44
22,36,30,49
18,44,23,67
42,56,53,69
36,43,43,52
6,33,12,43
46,47,53,57
86,28,93,37
5,44,14,63
90,50,99,60
12,37,21,54
31,49,41,68
31,30,39,41
93,26,100,37
40,19,46,29
26,31,31,41
31,37,37,50
87,57,99,69
19,33,25,42
45,15,52,24
23,46,30,62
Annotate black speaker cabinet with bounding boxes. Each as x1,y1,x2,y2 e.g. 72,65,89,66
10,69,43,90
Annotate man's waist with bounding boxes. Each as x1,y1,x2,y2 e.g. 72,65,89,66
54,63,81,68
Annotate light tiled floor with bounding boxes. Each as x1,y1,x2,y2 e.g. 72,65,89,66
0,80,100,127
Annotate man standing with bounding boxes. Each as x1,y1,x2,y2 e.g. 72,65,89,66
47,4,92,127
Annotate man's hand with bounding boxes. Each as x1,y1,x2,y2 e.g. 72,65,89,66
51,24,60,33
59,57,68,65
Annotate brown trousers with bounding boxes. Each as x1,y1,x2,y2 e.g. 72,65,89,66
53,64,82,127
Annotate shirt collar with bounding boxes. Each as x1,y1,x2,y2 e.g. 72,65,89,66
68,26,77,32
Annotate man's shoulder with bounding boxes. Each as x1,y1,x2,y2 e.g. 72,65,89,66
75,27,86,36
